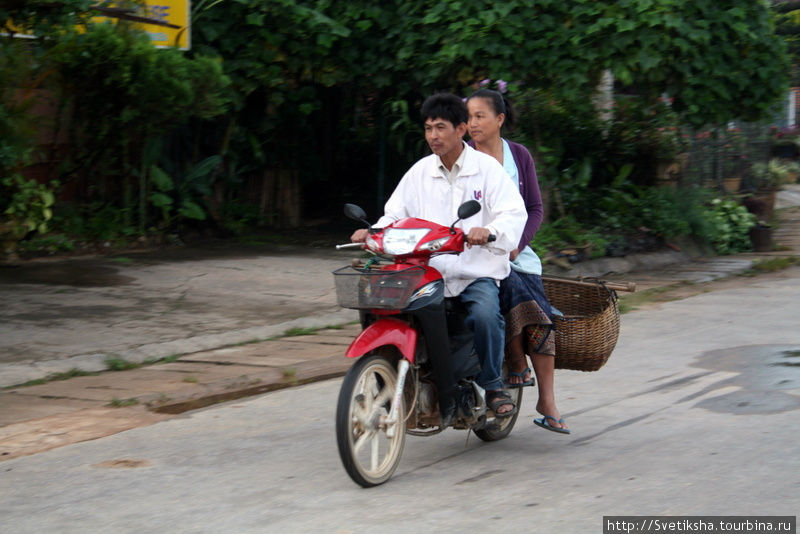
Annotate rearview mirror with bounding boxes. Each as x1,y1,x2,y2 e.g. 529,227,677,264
457,200,481,220
450,200,482,234
344,203,368,223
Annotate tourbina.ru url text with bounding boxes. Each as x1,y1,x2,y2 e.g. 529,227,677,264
603,516,796,533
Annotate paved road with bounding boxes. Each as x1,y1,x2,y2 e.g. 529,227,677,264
2,275,797,533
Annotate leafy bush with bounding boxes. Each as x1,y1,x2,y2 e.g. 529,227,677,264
52,202,135,242
17,233,76,254
530,216,613,260
219,201,260,235
700,198,757,254
47,23,231,232
531,186,751,261
1,175,58,259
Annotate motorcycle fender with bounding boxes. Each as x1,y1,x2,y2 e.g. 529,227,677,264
345,317,417,363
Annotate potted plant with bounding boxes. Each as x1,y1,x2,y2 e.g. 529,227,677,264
721,128,747,193
704,198,758,255
784,160,800,184
742,159,794,222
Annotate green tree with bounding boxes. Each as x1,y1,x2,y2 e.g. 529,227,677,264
47,22,231,232
773,0,800,85
1,0,94,37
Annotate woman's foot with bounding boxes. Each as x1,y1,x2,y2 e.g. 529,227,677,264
536,399,568,431
505,334,532,387
533,415,570,434
506,365,533,387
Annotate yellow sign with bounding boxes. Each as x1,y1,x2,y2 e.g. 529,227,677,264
5,1,190,50
94,1,191,50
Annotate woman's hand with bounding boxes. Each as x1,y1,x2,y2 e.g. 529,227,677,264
509,248,519,261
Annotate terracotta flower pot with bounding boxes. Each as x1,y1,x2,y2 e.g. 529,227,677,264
722,177,741,193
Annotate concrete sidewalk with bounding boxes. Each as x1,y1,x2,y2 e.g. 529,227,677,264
1,187,799,460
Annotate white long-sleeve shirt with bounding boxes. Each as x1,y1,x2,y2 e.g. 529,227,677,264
375,143,527,297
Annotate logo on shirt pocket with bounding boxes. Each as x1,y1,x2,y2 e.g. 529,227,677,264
473,190,482,201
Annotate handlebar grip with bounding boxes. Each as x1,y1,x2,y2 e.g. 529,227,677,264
336,243,365,250
488,234,496,242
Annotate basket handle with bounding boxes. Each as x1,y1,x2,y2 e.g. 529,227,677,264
603,281,636,293
541,275,636,293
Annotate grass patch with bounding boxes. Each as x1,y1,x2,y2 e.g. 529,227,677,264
108,397,139,407
746,256,799,274
617,284,686,313
105,355,179,371
105,357,142,371
182,376,198,383
282,327,318,337
282,368,298,380
111,256,134,264
233,338,264,347
276,323,353,339
7,368,98,389
239,322,355,343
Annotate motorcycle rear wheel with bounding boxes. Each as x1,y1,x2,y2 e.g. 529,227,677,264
336,353,406,487
473,386,523,442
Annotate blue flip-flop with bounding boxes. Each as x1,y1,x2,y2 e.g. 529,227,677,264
504,367,534,388
533,415,571,434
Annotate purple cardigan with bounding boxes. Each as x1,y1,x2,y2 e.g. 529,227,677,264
468,139,544,251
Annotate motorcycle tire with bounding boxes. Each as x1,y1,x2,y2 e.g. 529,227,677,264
472,386,523,442
335,353,406,487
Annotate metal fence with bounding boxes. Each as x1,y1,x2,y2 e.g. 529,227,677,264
681,122,777,191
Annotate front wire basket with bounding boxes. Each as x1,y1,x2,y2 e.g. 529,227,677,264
542,276,621,372
333,265,426,310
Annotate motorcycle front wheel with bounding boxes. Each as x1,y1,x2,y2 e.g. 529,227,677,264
336,353,406,487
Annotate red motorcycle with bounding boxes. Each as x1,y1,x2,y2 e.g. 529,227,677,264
333,200,522,487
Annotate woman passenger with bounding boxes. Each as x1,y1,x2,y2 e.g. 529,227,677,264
466,88,569,434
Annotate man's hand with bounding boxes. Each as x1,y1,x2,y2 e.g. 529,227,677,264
509,248,519,261
351,228,369,243
465,227,491,247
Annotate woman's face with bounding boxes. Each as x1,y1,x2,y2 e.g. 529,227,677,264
467,97,504,144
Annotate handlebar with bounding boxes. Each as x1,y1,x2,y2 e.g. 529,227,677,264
465,233,496,245
336,243,365,250
338,233,496,250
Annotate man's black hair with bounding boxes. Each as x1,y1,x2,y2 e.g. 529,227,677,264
420,93,468,127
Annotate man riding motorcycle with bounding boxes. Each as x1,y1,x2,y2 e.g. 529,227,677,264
351,92,527,424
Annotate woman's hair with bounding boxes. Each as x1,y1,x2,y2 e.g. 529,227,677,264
420,92,468,127
466,88,516,131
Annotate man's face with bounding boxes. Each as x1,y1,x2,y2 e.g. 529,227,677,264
424,117,467,160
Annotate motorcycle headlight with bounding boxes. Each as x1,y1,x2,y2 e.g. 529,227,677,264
382,228,431,255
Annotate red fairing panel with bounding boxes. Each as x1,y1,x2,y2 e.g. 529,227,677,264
345,317,418,363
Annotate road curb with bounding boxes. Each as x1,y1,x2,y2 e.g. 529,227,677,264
0,309,358,389
149,370,349,415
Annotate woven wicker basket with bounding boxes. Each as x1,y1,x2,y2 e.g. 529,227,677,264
542,276,620,372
